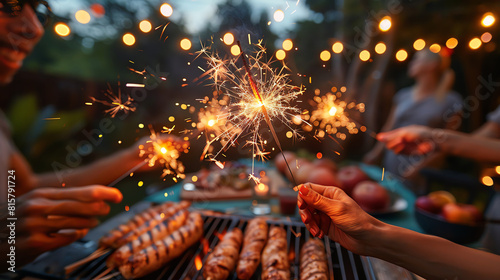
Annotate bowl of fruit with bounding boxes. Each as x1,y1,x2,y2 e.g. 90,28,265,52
414,191,484,244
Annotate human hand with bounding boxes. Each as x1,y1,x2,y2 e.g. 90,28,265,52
297,183,384,255
377,125,436,155
5,185,122,265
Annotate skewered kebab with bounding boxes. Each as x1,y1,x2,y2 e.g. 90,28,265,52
119,212,204,279
106,208,189,268
236,218,268,280
203,228,243,280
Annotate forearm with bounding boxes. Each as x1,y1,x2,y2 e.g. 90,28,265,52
439,130,500,163
35,148,142,188
368,223,500,279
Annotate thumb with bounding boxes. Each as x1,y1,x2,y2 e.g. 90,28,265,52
298,184,336,216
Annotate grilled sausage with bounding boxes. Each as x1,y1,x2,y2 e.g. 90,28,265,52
261,226,290,280
113,201,190,248
106,208,189,268
203,228,243,280
119,212,204,279
99,202,174,248
300,239,328,280
236,218,268,279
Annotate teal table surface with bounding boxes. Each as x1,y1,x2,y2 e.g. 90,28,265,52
146,161,423,232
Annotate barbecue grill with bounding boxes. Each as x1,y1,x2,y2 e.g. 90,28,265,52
20,202,415,280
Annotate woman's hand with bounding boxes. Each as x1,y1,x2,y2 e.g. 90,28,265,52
3,185,122,266
377,125,437,155
297,183,384,256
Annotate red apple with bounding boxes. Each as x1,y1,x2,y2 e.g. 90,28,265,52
337,166,370,195
415,196,441,214
275,151,296,174
312,158,338,173
307,167,342,187
461,204,483,223
295,162,315,184
442,203,478,226
352,181,390,212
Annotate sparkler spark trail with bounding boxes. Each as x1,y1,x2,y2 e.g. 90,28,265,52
195,42,305,185
90,82,136,118
302,90,365,140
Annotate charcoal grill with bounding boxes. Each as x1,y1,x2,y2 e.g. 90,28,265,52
20,204,413,280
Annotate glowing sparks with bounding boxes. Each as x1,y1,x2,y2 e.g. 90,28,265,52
195,43,304,180
90,83,136,118
304,89,365,140
139,127,187,179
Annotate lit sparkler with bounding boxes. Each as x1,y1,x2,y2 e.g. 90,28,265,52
303,90,365,140
196,42,305,184
90,82,136,118
139,127,188,182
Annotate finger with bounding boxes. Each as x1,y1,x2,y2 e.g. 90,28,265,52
318,212,331,239
299,206,314,224
35,186,123,203
297,195,308,210
298,184,343,216
306,214,321,237
21,199,111,217
19,216,99,233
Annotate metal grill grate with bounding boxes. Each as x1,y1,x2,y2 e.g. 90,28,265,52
22,213,375,280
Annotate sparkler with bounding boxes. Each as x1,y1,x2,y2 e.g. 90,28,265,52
195,41,304,185
302,90,365,140
139,127,188,182
89,82,136,118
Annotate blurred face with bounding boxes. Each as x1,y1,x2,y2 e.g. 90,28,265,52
0,1,44,85
408,51,440,78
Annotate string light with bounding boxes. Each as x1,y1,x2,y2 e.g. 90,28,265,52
320,50,331,61
75,10,91,24
180,38,192,50
481,32,492,43
481,12,495,27
469,38,482,50
276,49,286,60
446,38,458,49
395,49,408,61
139,20,152,33
122,33,135,46
379,16,392,32
223,32,234,45
429,44,441,53
413,39,426,51
160,3,173,17
332,42,343,53
282,39,293,51
359,50,370,61
54,23,70,37
375,42,386,54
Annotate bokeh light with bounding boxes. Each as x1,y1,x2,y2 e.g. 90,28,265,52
139,20,152,33
469,37,482,50
375,42,386,54
359,50,370,61
481,32,492,43
395,49,408,61
429,44,441,53
122,33,136,46
230,44,241,56
276,49,286,60
379,16,392,32
75,10,91,24
160,3,173,17
180,38,192,50
320,50,331,61
54,23,71,37
282,39,293,51
482,176,494,186
481,13,495,27
223,32,234,45
90,3,105,17
274,9,285,22
332,42,343,53
446,38,458,49
413,39,426,51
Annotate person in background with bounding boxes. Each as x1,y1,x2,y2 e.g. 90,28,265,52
363,49,462,194
377,104,500,255
297,183,500,279
0,1,187,267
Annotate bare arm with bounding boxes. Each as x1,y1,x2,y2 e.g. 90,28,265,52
297,183,500,280
473,121,500,139
378,125,500,164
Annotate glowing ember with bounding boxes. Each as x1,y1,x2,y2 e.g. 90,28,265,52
195,255,202,270
139,127,188,180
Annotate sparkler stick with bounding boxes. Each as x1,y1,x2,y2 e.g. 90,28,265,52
108,160,148,187
237,41,297,187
